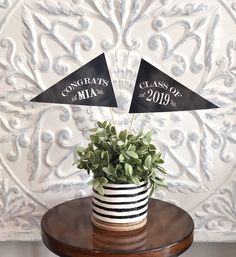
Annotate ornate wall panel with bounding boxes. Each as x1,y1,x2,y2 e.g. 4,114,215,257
0,0,235,241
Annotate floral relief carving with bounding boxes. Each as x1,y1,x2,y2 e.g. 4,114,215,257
0,155,47,234
22,3,93,76
218,0,236,24
194,179,236,231
0,178,41,230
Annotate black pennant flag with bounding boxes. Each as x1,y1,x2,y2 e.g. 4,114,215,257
129,59,218,113
31,53,118,107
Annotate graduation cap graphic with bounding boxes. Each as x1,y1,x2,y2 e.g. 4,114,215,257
129,59,218,113
31,53,118,108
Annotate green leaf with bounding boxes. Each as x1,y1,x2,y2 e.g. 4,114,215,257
88,143,94,151
90,135,98,143
102,167,112,175
150,177,161,184
104,151,109,166
128,144,136,152
91,164,99,170
89,128,97,132
157,158,164,164
96,128,105,134
119,176,127,182
147,169,154,178
149,144,156,150
152,154,158,162
125,163,133,177
119,130,128,141
144,130,154,138
117,140,124,146
136,129,143,139
157,165,166,174
131,158,141,165
95,185,104,195
94,151,100,162
114,164,119,173
150,177,166,187
155,176,165,182
142,138,148,145
86,151,91,159
146,137,151,144
127,151,138,159
99,177,108,185
137,145,148,155
131,176,140,185
111,141,117,151
73,160,81,166
106,124,111,133
111,126,116,135
144,155,152,168
90,151,95,163
119,154,125,162
97,121,103,128
140,145,148,151
149,184,157,196
128,135,136,141
102,121,108,127
88,178,99,187
76,146,84,153
121,150,129,159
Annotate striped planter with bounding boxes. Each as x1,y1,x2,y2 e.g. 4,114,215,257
92,181,149,231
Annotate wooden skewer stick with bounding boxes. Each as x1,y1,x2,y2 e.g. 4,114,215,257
128,114,136,133
109,107,115,125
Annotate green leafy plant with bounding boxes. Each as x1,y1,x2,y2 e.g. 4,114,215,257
74,121,166,195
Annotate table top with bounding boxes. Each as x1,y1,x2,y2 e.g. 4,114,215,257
41,197,194,257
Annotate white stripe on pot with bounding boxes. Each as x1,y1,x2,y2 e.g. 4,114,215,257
100,184,148,195
92,204,148,217
103,181,147,189
92,202,148,215
92,197,148,210
93,211,147,224
92,194,148,205
93,190,149,203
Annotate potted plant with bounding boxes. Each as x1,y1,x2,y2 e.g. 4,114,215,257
74,121,166,231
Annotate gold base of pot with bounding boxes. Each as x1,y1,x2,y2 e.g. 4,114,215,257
92,216,147,231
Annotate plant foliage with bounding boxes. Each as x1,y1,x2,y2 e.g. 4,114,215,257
74,121,166,195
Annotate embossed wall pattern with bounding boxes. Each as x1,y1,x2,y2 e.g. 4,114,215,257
0,0,235,241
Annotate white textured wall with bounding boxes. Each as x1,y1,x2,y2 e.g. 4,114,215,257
0,0,236,243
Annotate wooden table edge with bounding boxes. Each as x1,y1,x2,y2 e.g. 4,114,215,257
41,223,194,257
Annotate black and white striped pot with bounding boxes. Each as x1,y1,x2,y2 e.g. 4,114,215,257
92,181,149,231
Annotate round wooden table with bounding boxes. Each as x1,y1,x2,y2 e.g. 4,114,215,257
41,197,194,257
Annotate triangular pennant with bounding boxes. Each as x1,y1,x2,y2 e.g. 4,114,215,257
129,59,218,113
31,53,118,108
